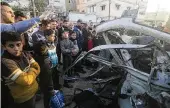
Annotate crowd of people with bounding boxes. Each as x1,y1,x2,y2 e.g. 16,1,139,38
1,2,101,108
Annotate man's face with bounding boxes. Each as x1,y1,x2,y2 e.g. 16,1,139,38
3,41,23,56
15,16,27,22
50,22,57,29
42,24,51,30
1,5,15,23
63,21,69,28
69,22,74,29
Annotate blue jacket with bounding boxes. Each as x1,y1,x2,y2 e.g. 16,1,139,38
1,17,40,34
73,26,84,50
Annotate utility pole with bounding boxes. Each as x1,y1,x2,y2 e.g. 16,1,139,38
108,0,111,20
31,0,36,17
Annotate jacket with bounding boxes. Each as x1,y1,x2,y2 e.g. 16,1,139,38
1,51,40,103
60,39,75,55
32,30,46,44
33,41,58,68
70,38,79,55
1,17,40,34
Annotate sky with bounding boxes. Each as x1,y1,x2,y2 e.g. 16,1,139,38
146,0,170,12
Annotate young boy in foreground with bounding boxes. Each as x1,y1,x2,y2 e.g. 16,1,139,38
1,32,40,108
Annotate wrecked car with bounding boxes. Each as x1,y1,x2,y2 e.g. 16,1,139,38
65,18,170,108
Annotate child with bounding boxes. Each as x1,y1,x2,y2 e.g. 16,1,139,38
70,31,79,57
60,31,76,88
70,31,80,76
33,29,58,108
1,31,40,108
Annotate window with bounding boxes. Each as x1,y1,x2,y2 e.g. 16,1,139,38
89,5,96,13
127,7,131,10
115,4,121,10
101,5,106,11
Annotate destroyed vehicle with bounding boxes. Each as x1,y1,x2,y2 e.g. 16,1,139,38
66,18,170,108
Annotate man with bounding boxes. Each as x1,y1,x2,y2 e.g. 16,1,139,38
32,20,51,43
1,2,15,24
0,2,51,33
14,10,27,22
74,19,84,51
82,23,91,51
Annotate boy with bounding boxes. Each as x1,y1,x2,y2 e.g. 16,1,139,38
1,31,40,108
70,31,79,57
70,31,80,76
33,29,58,108
60,31,77,88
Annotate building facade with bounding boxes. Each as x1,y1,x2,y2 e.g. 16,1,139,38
144,11,170,26
82,0,148,21
65,0,77,12
48,0,66,12
76,0,86,12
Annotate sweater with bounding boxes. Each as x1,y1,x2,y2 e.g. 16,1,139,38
1,51,40,103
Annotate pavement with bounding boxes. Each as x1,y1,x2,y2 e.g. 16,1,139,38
35,65,95,108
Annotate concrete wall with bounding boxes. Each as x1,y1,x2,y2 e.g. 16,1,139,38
76,0,86,12
68,12,97,22
85,0,148,20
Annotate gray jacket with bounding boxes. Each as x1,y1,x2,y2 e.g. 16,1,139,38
71,40,79,55
60,39,74,55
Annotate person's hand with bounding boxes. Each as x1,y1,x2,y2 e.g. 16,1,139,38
72,49,77,56
39,10,54,20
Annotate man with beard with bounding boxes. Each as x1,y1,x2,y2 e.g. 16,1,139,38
58,19,71,65
0,2,47,33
